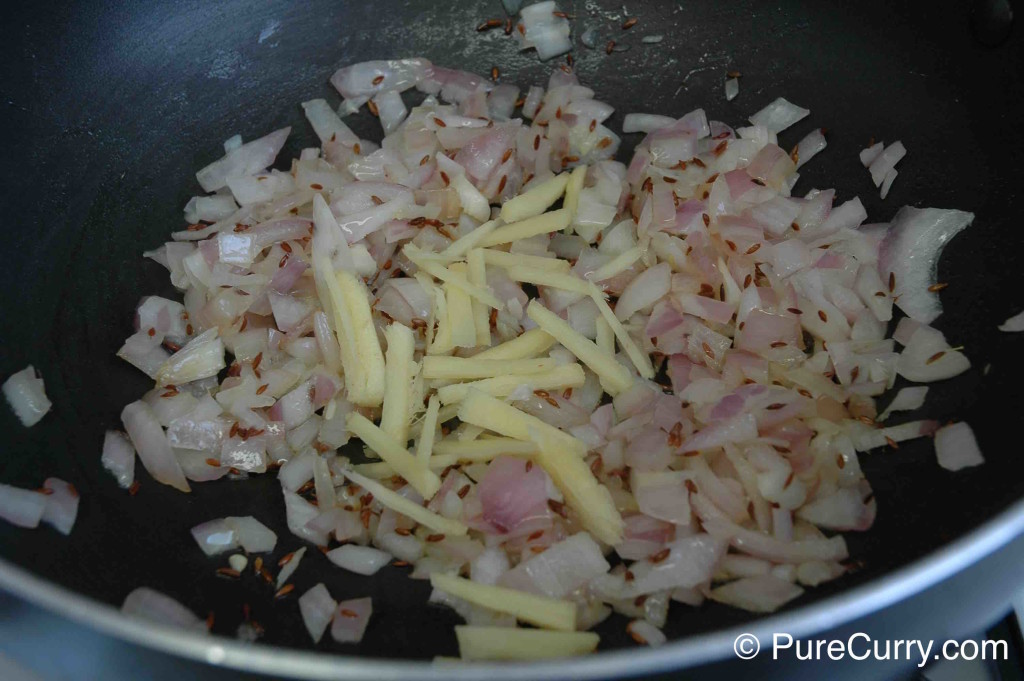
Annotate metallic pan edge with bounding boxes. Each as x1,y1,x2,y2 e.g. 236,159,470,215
1,497,1023,680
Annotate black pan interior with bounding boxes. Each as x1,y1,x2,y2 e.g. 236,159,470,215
0,0,1022,661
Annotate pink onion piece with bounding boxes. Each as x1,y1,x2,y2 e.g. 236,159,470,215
454,125,517,184
616,514,675,560
270,380,316,429
678,413,758,453
635,478,692,526
331,597,373,644
477,456,550,534
269,257,310,294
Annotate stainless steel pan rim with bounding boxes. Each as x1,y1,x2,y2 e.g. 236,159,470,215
2,497,1022,680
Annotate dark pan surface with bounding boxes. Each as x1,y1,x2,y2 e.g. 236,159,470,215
1,0,1022,663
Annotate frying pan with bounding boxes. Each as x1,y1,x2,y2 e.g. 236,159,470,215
1,0,1022,677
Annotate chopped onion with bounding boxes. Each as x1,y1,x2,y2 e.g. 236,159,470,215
331,58,431,102
879,207,973,323
878,386,928,421
107,54,985,646
516,1,572,61
796,487,875,531
880,168,897,199
615,263,670,320
331,597,373,644
40,478,79,535
793,128,826,168
709,575,804,613
122,587,206,632
326,544,393,575
477,456,549,534
623,114,675,134
2,365,51,427
190,518,237,556
999,310,1024,332
859,141,884,167
470,547,511,586
934,422,984,471
121,400,190,493
0,483,48,529
749,97,809,133
102,430,136,489
298,583,337,643
497,532,609,597
276,546,307,588
895,320,971,382
868,141,906,187
621,535,727,596
196,127,290,192
627,619,667,647
231,516,277,552
724,78,739,102
155,328,226,387
284,489,329,545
